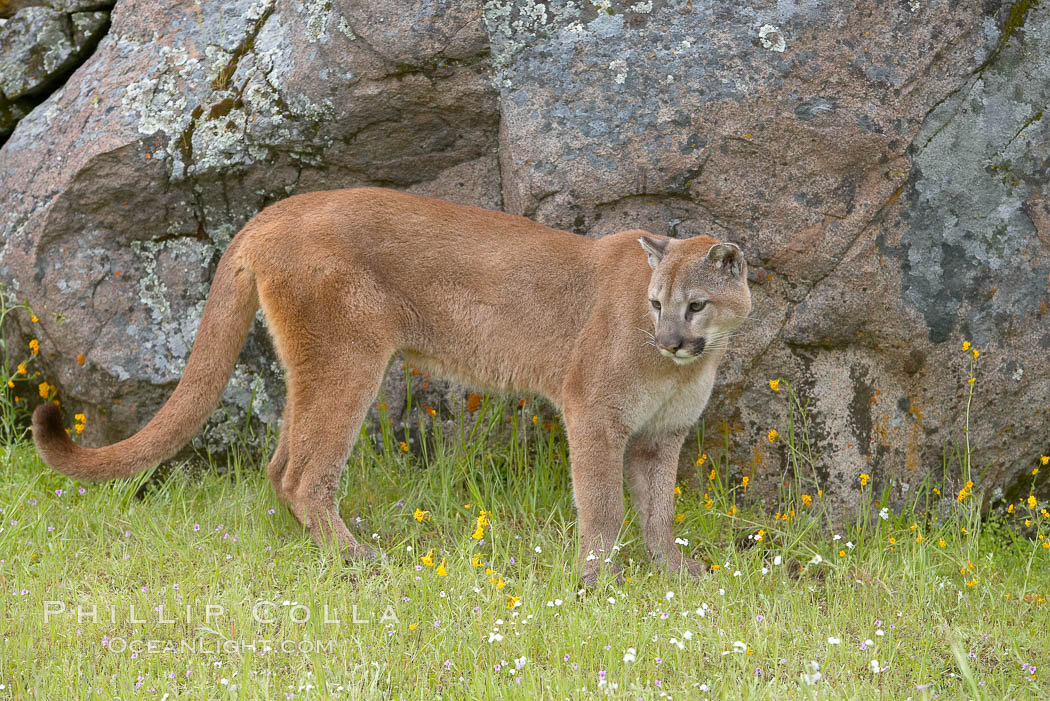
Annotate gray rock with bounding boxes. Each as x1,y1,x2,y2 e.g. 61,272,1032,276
0,0,497,451
481,0,1050,509
0,2,113,18
70,10,107,49
1,0,1048,512
0,4,109,138
0,6,78,99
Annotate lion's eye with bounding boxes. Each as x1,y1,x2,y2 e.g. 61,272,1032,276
688,300,708,313
650,299,661,311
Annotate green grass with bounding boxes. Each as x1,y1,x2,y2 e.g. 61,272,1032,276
0,292,1048,698
1,394,1049,699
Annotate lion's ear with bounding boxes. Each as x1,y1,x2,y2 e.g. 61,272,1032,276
707,242,745,277
638,236,670,270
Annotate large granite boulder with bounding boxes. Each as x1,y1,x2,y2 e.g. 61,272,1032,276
0,0,1047,510
0,0,498,450
484,0,1050,510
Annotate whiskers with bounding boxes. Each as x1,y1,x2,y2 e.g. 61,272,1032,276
637,327,658,350
699,329,741,358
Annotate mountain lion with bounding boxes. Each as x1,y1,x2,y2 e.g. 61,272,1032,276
32,187,751,585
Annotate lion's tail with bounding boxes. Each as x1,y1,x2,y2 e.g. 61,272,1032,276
32,234,259,481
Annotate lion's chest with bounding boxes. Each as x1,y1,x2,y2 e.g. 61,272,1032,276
628,364,718,435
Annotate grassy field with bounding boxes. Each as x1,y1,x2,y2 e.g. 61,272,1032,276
0,306,1048,698
0,397,1048,700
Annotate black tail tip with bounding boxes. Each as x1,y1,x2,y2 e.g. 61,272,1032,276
32,402,67,442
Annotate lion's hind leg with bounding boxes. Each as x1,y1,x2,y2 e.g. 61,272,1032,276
279,349,388,562
266,403,292,508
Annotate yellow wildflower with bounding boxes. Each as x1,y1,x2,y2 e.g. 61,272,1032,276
5,380,11,389
471,524,484,540
888,537,896,545
972,348,979,359
1043,455,1049,466
800,494,812,507
839,549,846,558
741,476,749,488
472,553,482,567
421,550,435,567
962,341,971,351
708,468,716,481
436,559,448,576
729,505,738,516
674,485,682,496
413,509,429,522
675,513,685,524
1025,519,1032,527
16,362,26,375
409,623,418,630
1007,504,1015,514
505,595,520,609
532,415,538,425
30,314,38,323
767,429,778,443
29,339,39,355
966,577,978,587
495,576,505,590
938,538,946,548
1028,495,1037,509
38,381,51,399
1034,468,1041,476
769,379,780,392
1043,541,1050,550
859,473,870,487
967,377,975,385
399,441,410,452
477,511,490,528
696,453,707,467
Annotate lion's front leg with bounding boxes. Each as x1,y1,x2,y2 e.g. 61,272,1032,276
563,411,630,587
625,430,707,579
